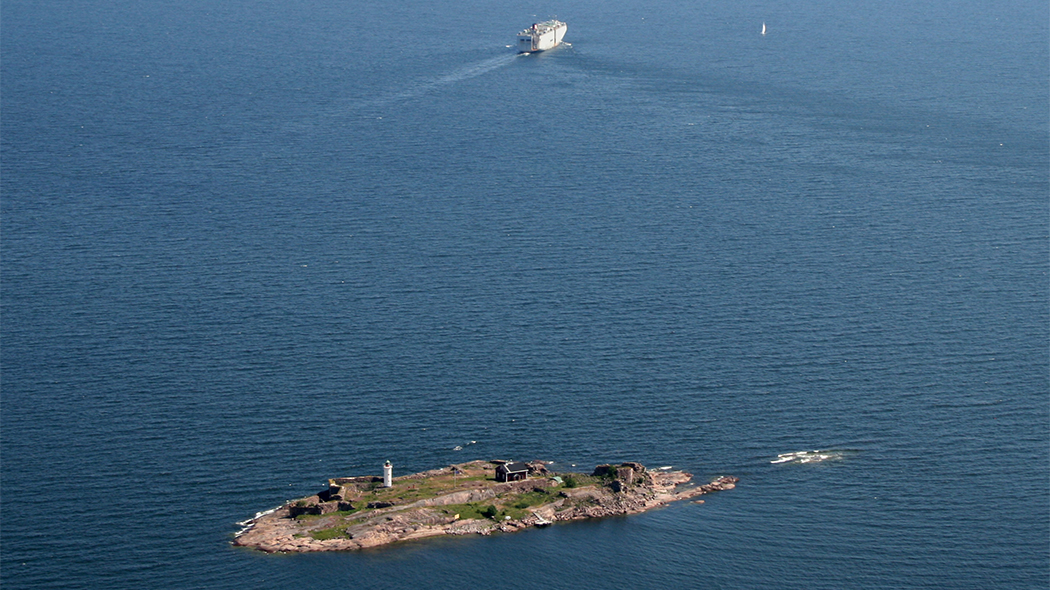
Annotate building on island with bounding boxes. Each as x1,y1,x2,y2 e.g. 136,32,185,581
495,461,529,482
383,461,392,487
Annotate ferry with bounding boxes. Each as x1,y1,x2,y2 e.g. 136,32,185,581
517,20,567,53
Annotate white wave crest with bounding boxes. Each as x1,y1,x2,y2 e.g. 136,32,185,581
452,440,478,451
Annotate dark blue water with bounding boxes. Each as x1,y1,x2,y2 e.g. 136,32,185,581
3,0,1047,588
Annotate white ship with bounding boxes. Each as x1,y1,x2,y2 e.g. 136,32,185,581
517,20,567,53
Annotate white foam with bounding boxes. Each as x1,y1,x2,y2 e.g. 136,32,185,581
253,506,280,519
771,450,844,464
234,505,282,537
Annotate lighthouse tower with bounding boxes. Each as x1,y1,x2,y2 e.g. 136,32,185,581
383,460,393,488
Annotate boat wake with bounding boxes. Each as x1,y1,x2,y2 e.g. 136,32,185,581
771,450,847,464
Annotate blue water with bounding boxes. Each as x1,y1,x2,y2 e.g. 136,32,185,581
2,0,1047,588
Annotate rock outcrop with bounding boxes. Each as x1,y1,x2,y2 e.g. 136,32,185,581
233,460,737,553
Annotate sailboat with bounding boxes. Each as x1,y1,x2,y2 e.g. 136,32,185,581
761,22,767,35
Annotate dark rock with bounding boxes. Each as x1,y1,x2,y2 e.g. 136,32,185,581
593,463,646,478
288,499,339,517
526,461,549,475
616,466,635,484
367,501,394,509
288,504,312,518
326,483,353,501
621,462,646,473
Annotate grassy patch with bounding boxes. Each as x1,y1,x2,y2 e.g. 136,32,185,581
510,490,552,510
436,489,563,523
501,506,530,520
294,509,357,522
438,503,496,521
310,526,349,541
558,474,600,488
359,474,491,505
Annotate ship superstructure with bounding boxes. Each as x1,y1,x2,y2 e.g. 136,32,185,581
517,20,567,53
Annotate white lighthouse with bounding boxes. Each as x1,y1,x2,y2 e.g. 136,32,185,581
383,460,392,488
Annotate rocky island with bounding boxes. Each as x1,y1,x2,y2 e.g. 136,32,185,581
233,460,738,553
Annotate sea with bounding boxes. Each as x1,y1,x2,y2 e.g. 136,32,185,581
2,0,1047,588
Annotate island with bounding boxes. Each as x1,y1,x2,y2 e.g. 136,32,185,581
233,460,738,553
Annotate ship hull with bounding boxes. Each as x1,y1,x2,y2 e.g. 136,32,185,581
517,20,567,53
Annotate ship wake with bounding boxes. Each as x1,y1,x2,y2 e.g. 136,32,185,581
428,54,518,89
367,54,518,109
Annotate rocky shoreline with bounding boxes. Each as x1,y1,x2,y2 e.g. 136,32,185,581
233,460,738,553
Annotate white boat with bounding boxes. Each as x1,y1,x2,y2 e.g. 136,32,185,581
517,20,567,53
761,22,767,35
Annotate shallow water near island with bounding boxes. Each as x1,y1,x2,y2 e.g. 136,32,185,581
2,0,1047,588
